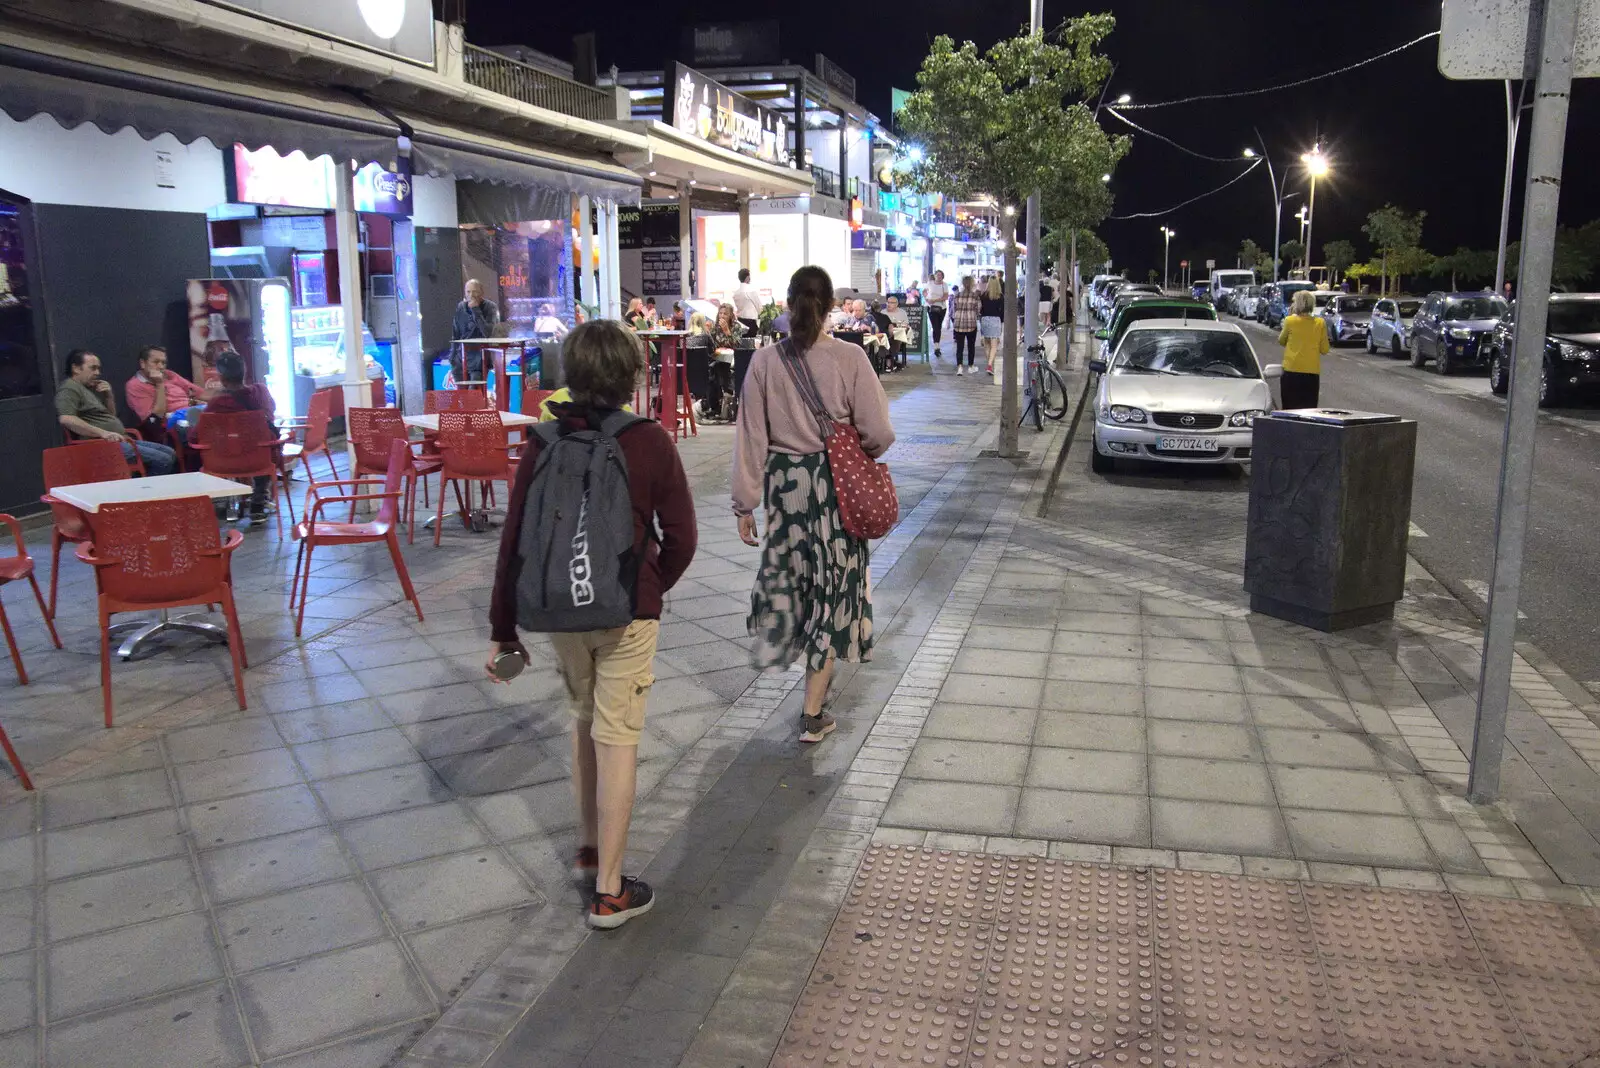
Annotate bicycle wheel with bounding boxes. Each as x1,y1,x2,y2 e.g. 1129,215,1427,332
1038,364,1069,420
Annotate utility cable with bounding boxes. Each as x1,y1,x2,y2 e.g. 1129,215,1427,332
1116,30,1440,110
1104,107,1246,162
1109,159,1262,219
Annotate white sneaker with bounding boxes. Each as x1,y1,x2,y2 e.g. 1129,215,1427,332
955,366,964,376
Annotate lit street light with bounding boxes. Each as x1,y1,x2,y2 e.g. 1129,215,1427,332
1100,173,1111,183
1116,93,1131,105
1300,145,1330,280
1160,226,1176,292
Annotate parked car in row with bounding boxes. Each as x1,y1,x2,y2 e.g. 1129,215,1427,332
1190,280,1212,304
1366,297,1423,356
1092,277,1136,320
1488,292,1600,406
1094,298,1217,361
1260,281,1315,328
1088,320,1281,473
1105,284,1165,323
1319,294,1376,347
1232,285,1264,320
1210,269,1256,314
1408,292,1509,374
1088,275,1123,318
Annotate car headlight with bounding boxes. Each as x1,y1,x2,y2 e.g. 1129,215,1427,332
1229,409,1266,428
1105,404,1148,424
1558,341,1597,362
1449,327,1473,339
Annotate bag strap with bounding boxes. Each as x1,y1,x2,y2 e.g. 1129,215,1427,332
776,338,834,440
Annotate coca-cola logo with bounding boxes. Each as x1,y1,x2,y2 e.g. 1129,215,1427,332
206,283,229,312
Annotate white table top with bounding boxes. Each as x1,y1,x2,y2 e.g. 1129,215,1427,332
49,472,252,513
403,411,540,431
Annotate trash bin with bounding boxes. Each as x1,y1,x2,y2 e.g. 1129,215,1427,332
1243,409,1417,631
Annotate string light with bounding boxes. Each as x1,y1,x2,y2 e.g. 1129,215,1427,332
1110,159,1263,219
1104,108,1254,163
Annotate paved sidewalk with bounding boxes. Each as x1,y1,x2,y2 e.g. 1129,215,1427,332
5,329,1600,1067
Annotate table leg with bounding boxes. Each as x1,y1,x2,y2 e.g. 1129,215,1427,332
111,610,229,661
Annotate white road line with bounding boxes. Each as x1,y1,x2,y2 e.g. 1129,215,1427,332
1409,522,1428,538
1463,579,1529,619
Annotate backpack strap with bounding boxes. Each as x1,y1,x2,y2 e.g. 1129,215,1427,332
776,339,834,440
597,409,649,439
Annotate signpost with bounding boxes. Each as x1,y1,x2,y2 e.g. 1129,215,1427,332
1440,0,1584,803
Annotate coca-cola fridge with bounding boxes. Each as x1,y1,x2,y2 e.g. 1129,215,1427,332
185,278,294,418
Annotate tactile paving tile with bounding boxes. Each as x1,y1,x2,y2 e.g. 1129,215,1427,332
1156,944,1341,1065
991,857,1150,938
1302,883,1486,973
852,845,1019,926
1485,971,1600,1067
1152,869,1316,958
1326,961,1533,1067
1455,895,1600,981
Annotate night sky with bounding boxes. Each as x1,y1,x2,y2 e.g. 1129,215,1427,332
461,0,1600,280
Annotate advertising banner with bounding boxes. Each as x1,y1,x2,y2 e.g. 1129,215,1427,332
665,63,792,168
199,0,434,65
682,21,779,66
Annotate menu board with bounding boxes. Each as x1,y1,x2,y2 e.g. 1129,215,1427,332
641,249,682,297
898,302,927,355
619,204,680,250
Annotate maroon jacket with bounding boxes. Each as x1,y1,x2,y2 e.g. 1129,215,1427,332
489,408,696,642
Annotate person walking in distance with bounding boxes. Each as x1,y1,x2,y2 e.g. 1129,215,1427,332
979,276,1006,376
731,267,763,335
924,271,949,356
1277,288,1329,409
734,266,895,743
949,276,981,376
487,321,696,928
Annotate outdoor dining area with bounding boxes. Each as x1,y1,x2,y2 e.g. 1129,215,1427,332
0,382,598,794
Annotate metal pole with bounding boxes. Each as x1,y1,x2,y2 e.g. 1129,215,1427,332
1162,229,1170,292
1469,0,1577,804
1256,131,1281,283
334,163,367,462
1494,79,1525,295
1304,174,1317,280
1023,0,1042,364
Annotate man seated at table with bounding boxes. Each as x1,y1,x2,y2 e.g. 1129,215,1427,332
202,351,276,526
55,349,178,475
125,344,213,448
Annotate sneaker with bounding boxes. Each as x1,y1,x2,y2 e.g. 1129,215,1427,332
589,876,655,929
572,845,598,884
955,366,964,376
800,712,837,743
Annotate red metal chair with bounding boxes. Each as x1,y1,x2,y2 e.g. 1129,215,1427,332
425,389,489,414
281,388,339,485
41,441,129,620
66,428,147,477
348,407,439,545
524,387,556,420
434,410,516,548
193,410,294,537
1,511,62,699
290,438,424,636
77,496,247,727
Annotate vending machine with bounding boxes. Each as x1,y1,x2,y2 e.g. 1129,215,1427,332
185,278,294,418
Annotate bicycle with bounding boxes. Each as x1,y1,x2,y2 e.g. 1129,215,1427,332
1019,340,1069,429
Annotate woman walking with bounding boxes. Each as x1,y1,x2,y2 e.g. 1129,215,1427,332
1276,288,1329,409
979,277,1005,376
924,271,949,355
734,266,895,743
949,276,981,376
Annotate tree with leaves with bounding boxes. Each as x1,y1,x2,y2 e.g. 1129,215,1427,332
1044,228,1111,295
1507,226,1598,289
1278,239,1306,271
1430,247,1498,291
1323,240,1357,285
1239,239,1267,275
1362,205,1426,296
899,14,1118,455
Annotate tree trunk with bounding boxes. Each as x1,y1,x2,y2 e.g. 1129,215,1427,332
1000,211,1020,457
1059,235,1071,368
1381,251,1388,298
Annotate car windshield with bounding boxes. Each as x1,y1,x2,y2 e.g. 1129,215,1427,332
1114,330,1260,378
1313,293,1334,307
1397,300,1423,318
1549,302,1600,334
1280,283,1312,297
1193,282,1210,292
1339,297,1376,312
1445,297,1507,320
1239,286,1260,297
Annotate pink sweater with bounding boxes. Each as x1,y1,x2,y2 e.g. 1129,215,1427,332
731,336,896,515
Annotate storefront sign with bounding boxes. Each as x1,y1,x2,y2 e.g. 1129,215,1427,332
878,190,902,214
228,145,411,216
931,221,957,239
682,21,779,66
353,159,413,216
814,54,857,101
619,203,680,249
199,0,434,66
665,63,791,168
885,233,908,253
851,229,883,251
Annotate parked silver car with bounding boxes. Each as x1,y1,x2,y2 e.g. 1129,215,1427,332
1233,285,1264,319
1366,296,1423,356
1319,294,1376,346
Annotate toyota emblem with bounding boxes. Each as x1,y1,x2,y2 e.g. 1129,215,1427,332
1180,415,1196,426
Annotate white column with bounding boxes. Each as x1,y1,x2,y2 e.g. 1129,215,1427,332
739,195,751,272
334,163,367,464
600,200,622,319
678,182,693,298
578,195,597,317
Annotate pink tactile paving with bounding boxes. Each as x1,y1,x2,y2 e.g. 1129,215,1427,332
770,846,1600,1067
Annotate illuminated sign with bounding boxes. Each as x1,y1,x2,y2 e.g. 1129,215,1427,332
665,63,792,168
227,145,411,216
931,221,957,239
199,0,433,66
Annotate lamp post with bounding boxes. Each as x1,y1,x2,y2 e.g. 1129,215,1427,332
1245,135,1282,282
1300,145,1329,280
1160,226,1175,292
1295,206,1309,266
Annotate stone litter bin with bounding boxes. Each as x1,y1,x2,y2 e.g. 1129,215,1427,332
1243,409,1418,631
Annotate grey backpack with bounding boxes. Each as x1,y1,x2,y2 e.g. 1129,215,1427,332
515,410,647,632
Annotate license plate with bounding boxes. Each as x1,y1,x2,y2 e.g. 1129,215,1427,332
1157,437,1219,451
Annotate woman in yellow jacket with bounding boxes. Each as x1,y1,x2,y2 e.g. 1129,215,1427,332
1276,288,1330,409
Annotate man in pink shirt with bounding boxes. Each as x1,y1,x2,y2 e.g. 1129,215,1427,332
124,345,211,442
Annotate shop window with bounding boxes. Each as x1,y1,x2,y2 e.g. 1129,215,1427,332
0,189,43,401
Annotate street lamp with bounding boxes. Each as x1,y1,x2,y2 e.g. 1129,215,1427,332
1116,93,1131,105
1300,145,1330,279
1160,226,1176,292
1245,137,1284,283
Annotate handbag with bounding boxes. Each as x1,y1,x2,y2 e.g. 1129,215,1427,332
777,339,898,540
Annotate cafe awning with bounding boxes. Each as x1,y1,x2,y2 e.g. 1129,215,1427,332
406,115,642,207
616,121,813,201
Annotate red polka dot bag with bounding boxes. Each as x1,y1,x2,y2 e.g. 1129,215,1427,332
778,339,899,540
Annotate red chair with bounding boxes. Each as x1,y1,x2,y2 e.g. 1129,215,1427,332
290,438,424,636
66,428,147,477
348,407,439,544
281,388,339,485
523,388,556,420
1,511,62,695
425,389,489,414
77,496,247,727
192,410,294,537
434,410,515,548
41,441,129,619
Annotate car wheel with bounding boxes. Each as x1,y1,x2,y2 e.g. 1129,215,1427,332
1090,434,1114,474
1539,358,1560,408
1390,335,1403,358
1489,352,1509,395
1409,336,1427,368
1365,331,1376,354
1435,345,1452,375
